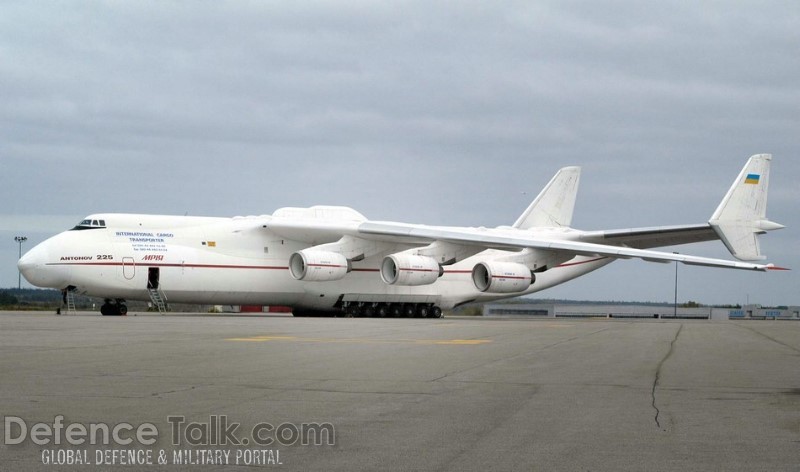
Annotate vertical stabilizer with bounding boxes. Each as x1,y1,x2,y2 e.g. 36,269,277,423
513,167,581,229
709,154,784,261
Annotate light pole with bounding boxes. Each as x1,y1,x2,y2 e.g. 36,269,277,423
673,252,679,318
14,236,27,290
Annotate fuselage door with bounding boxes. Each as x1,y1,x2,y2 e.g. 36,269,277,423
148,267,160,290
122,257,135,280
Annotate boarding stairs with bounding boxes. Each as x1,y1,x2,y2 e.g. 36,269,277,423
65,290,77,315
148,288,168,314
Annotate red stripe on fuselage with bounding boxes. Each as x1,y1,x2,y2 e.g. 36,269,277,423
46,256,609,273
47,262,289,270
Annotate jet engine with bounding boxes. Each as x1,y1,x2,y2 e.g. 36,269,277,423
471,261,534,293
380,254,443,286
289,250,350,282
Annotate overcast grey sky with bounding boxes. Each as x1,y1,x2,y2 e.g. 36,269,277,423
2,1,798,306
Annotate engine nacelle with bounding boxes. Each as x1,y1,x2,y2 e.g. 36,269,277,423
289,250,350,282
381,254,443,286
472,262,534,293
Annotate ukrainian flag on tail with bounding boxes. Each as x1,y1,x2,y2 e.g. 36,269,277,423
744,173,760,185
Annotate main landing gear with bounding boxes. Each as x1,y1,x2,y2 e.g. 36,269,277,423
100,299,128,316
342,302,443,319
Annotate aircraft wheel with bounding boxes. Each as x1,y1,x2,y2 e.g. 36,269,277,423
119,304,128,316
390,305,402,318
431,306,443,318
417,305,430,318
377,304,389,318
403,305,416,318
346,305,360,318
100,302,113,316
363,305,375,318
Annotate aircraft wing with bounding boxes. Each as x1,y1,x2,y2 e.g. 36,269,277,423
357,221,777,271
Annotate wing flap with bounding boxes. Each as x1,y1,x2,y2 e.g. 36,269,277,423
578,224,719,249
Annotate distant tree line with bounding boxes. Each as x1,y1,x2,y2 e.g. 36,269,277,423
0,291,18,305
0,288,61,310
2,288,62,303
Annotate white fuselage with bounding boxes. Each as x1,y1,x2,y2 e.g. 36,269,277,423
19,213,612,310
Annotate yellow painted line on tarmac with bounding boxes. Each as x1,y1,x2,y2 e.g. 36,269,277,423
433,339,491,345
226,335,492,345
227,336,299,342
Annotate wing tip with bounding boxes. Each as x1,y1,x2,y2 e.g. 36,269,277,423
766,264,790,271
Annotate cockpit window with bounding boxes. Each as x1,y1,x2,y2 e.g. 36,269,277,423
70,218,107,231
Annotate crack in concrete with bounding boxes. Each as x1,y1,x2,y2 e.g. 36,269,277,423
652,323,682,430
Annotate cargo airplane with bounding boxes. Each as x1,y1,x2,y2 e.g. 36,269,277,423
18,154,785,317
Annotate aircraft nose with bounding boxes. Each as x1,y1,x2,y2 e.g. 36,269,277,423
18,241,60,288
